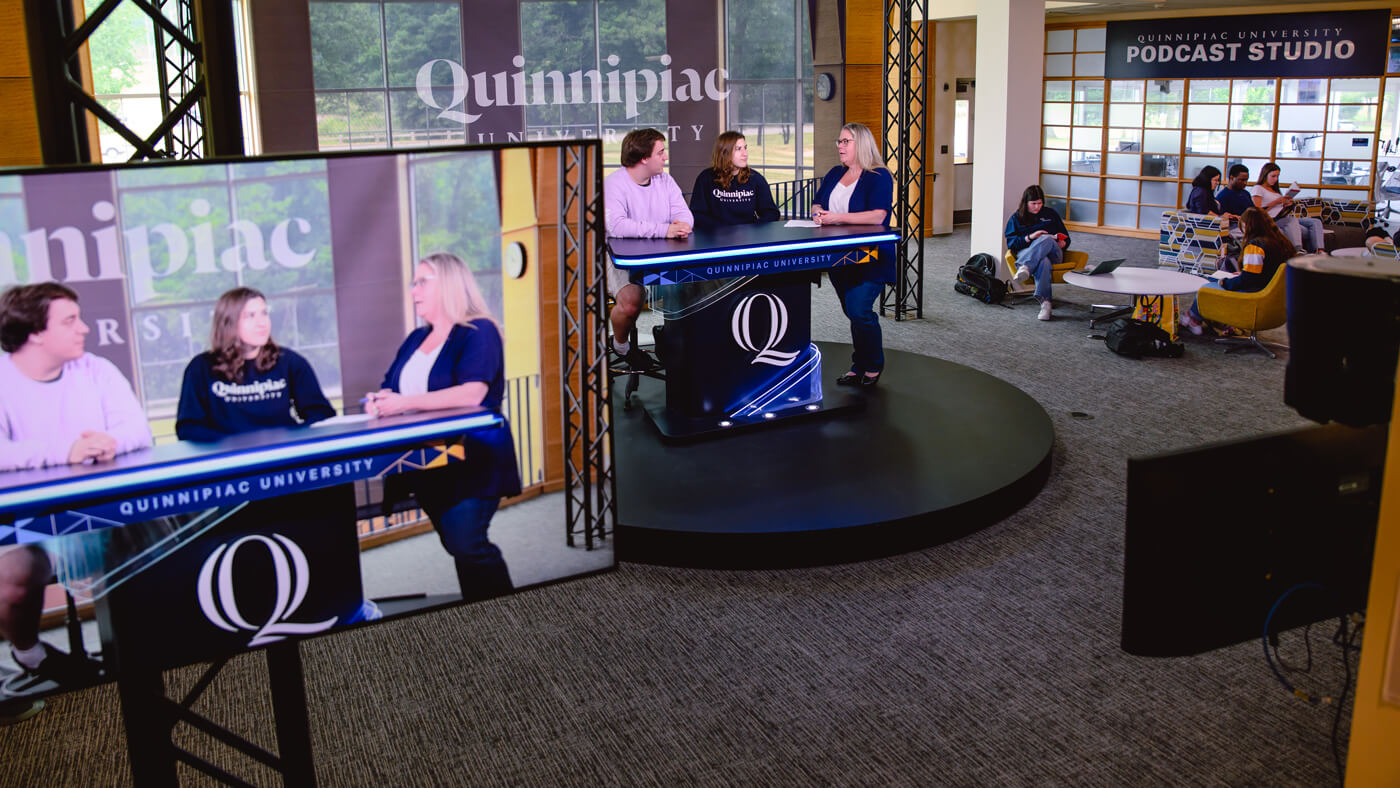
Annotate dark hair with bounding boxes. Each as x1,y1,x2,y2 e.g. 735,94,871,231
1239,207,1295,259
1191,165,1222,191
0,282,79,353
620,128,666,168
1256,162,1282,191
710,131,751,190
1016,185,1046,224
1365,226,1392,242
1227,163,1250,179
209,287,278,383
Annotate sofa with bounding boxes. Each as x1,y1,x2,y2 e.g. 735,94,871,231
1289,197,1377,250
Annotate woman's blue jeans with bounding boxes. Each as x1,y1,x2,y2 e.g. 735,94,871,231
829,269,885,374
1014,235,1062,303
1189,279,1224,321
416,491,512,602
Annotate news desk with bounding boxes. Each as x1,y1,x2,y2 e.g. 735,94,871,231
609,223,898,437
0,408,509,786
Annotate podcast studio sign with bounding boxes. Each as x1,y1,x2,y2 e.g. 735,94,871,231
1105,9,1390,79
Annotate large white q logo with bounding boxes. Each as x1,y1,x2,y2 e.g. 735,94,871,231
731,293,800,367
196,534,339,647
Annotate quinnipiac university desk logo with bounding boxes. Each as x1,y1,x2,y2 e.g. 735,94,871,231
731,292,799,367
196,534,338,647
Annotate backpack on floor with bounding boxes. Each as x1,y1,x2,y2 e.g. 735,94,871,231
1104,318,1185,359
955,253,1007,304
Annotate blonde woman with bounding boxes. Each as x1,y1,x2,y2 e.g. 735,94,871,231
811,122,894,386
366,253,520,601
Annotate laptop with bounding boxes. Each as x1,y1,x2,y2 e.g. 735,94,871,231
1079,257,1126,275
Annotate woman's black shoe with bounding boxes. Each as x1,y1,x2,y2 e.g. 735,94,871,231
835,371,860,386
861,371,882,386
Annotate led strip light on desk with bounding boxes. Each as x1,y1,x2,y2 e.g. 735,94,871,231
0,411,503,514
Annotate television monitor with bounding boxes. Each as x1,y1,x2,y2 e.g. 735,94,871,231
0,141,612,698
1121,422,1385,657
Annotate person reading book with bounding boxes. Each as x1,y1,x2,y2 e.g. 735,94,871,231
1249,162,1323,253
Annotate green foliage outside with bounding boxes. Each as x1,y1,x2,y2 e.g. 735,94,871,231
411,152,504,319
311,2,468,147
84,0,155,96
120,165,339,405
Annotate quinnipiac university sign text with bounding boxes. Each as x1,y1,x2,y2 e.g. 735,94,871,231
1104,9,1390,80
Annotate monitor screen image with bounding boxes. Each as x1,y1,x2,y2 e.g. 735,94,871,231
0,142,612,694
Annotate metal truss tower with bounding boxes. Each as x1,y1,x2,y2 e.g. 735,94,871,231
25,0,243,164
881,0,927,320
558,144,613,550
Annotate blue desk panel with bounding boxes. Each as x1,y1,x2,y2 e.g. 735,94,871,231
0,409,506,544
608,224,898,286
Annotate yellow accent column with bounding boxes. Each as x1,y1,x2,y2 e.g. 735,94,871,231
500,148,545,489
1346,353,1400,786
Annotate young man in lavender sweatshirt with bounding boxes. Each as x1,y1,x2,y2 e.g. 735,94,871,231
603,127,694,372
0,282,151,695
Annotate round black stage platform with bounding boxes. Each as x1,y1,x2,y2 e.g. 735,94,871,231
615,342,1055,568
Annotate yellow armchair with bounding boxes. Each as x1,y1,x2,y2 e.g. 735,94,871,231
1195,264,1288,358
1002,248,1087,294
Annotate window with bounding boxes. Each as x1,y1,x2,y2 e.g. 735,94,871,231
310,1,465,150
1044,24,1387,231
1039,28,1104,224
0,177,27,282
84,0,259,160
410,151,503,316
724,0,815,184
116,162,341,412
521,0,668,166
954,99,970,164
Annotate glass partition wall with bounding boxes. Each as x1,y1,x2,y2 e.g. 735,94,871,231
1041,22,1398,232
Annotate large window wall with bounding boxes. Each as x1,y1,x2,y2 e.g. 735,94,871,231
724,0,815,184
1040,22,1394,232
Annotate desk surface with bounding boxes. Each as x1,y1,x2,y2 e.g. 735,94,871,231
1063,268,1206,296
1291,251,1400,280
0,408,503,526
608,223,898,268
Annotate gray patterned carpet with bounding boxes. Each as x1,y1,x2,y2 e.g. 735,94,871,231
0,229,1358,787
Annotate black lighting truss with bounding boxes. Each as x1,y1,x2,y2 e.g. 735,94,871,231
559,144,613,550
24,0,243,164
880,0,927,320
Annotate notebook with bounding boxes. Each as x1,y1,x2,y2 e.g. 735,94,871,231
1079,257,1126,275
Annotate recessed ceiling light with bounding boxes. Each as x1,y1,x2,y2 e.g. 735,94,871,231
1046,1,1096,8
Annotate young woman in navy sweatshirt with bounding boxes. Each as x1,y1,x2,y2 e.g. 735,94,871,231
176,287,335,441
689,131,780,231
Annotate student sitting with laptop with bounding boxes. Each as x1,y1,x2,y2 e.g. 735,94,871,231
1004,185,1071,322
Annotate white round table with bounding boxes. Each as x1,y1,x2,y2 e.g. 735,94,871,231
1329,247,1374,258
1063,268,1205,340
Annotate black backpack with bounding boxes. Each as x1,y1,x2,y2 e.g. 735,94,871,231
955,253,1007,304
1104,318,1185,359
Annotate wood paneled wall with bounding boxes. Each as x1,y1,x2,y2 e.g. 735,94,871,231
0,0,42,167
845,0,884,151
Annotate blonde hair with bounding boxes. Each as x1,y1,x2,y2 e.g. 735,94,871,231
844,122,886,173
419,252,496,329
